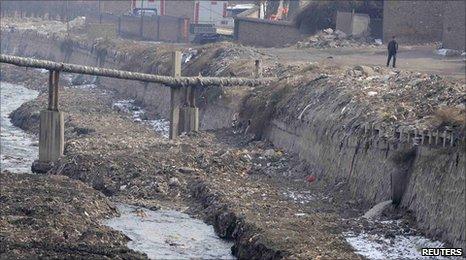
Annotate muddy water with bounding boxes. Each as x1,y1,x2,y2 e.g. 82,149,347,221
104,204,234,259
0,81,38,173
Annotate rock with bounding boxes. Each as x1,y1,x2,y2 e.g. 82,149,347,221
367,91,378,96
178,167,195,174
323,28,334,34
31,160,54,174
354,65,375,76
263,149,275,157
363,200,392,219
334,30,347,38
435,48,462,57
168,177,181,187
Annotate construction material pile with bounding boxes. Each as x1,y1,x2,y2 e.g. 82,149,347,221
297,28,380,49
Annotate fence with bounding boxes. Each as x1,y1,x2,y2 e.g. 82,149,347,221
234,17,304,47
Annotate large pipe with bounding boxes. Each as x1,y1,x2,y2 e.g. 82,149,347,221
0,54,273,87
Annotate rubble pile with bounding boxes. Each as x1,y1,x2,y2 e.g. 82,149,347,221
339,66,466,130
269,64,465,135
297,28,381,49
0,17,85,37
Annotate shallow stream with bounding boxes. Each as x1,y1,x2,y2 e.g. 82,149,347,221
0,81,38,173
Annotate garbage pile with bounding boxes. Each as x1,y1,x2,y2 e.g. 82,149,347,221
335,65,466,130
297,28,381,49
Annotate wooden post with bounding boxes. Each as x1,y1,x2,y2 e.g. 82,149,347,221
169,51,182,140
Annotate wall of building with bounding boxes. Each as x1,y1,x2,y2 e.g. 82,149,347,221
0,0,129,20
164,1,194,21
383,1,444,43
442,1,466,50
234,17,304,47
87,14,187,43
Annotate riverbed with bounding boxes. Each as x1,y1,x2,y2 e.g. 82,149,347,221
104,204,234,260
0,81,38,173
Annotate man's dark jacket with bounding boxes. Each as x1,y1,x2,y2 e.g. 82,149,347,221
388,40,398,54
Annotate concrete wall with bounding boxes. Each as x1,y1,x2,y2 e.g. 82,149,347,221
115,15,187,42
234,17,304,47
265,118,465,250
383,1,445,43
442,1,466,50
0,0,130,18
336,11,370,37
164,1,194,21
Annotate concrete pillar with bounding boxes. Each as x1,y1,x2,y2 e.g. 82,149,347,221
38,70,64,163
169,87,182,139
39,110,64,162
169,51,200,139
169,51,182,140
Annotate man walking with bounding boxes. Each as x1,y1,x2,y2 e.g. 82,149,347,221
387,36,398,68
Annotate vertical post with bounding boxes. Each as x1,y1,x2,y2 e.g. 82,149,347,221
188,86,199,132
169,51,182,140
48,70,54,110
37,70,64,169
118,16,122,36
53,70,60,110
254,59,262,78
98,0,102,23
140,0,144,38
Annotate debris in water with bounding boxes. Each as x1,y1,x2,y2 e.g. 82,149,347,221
103,204,234,260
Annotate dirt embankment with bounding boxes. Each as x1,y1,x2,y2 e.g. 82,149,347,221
0,173,146,259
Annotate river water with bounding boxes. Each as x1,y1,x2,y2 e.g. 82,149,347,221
104,204,234,259
0,81,38,173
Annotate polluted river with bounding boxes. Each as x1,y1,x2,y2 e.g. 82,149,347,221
0,80,234,259
0,79,455,259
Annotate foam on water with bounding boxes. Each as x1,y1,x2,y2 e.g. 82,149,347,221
104,203,235,259
0,81,38,173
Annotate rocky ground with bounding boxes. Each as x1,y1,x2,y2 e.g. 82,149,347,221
0,172,146,259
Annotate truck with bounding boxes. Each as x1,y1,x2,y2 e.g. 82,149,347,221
131,0,159,15
130,0,254,29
